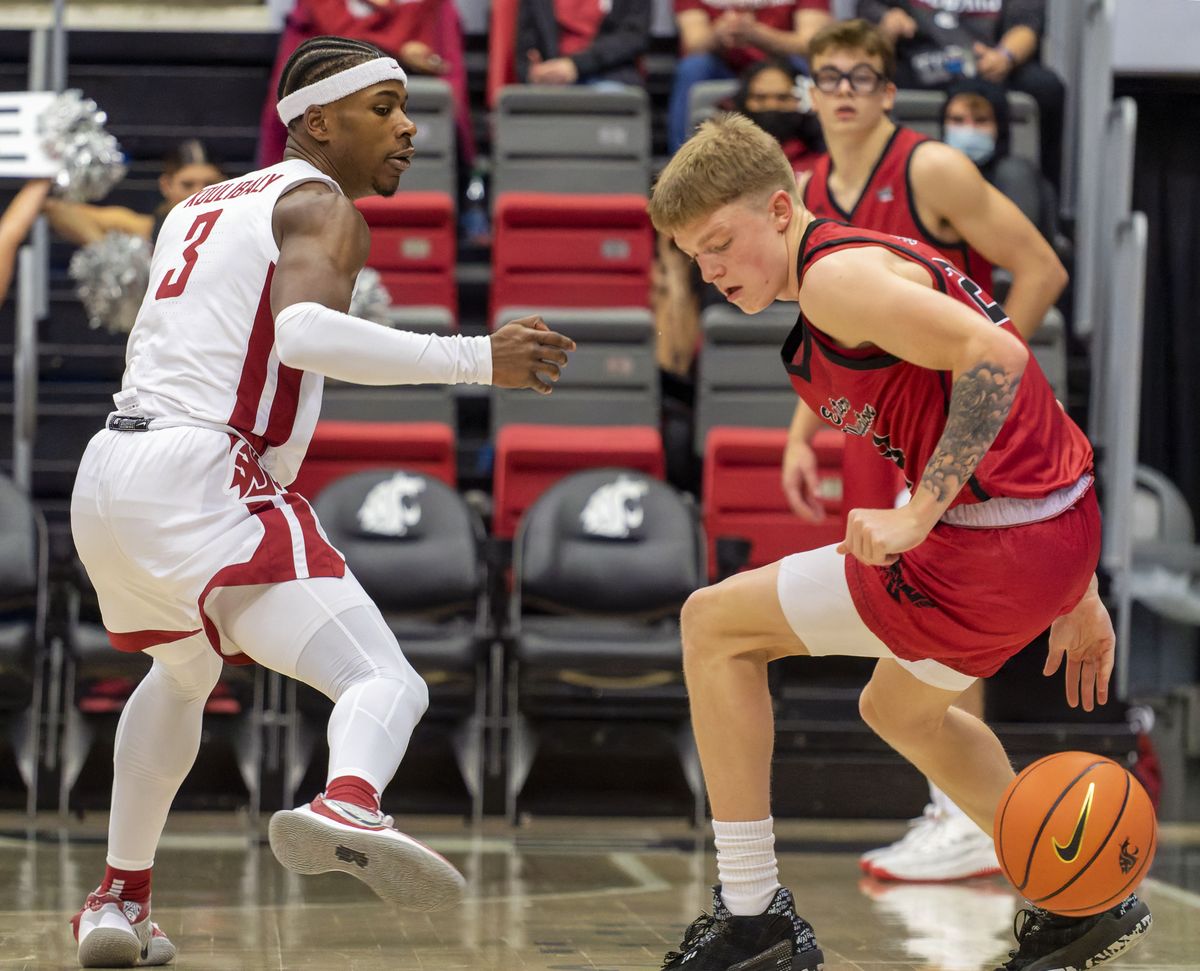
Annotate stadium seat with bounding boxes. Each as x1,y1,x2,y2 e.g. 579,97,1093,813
506,469,706,823
292,470,492,819
398,78,457,199
491,193,653,319
493,425,665,540
492,86,651,197
356,191,457,316
703,427,846,579
290,420,456,502
687,78,738,133
0,474,48,815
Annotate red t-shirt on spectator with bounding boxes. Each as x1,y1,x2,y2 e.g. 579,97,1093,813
675,0,828,69
555,0,607,57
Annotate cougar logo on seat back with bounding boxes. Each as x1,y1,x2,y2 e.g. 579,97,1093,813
357,472,426,537
580,475,650,539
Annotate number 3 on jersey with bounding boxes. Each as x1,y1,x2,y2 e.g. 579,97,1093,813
156,209,222,300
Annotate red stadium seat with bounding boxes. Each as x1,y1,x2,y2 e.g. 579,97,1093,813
491,192,653,324
290,420,456,502
493,424,665,539
702,427,847,579
356,193,457,315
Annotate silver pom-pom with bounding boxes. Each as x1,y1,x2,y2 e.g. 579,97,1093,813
68,232,152,333
349,266,394,325
38,90,127,202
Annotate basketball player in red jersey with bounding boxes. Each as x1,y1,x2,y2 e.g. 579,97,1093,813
650,115,1149,971
68,36,574,968
790,17,1070,883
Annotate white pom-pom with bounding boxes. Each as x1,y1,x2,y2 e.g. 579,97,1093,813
349,266,394,325
68,232,152,333
38,90,127,202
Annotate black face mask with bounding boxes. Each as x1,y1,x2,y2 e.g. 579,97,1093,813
745,110,809,144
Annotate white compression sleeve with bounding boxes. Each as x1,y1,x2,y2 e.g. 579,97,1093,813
274,301,492,386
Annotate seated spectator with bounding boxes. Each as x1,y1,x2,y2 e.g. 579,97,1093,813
517,0,649,87
44,139,223,247
669,0,832,151
0,179,51,304
732,59,824,174
257,0,475,169
940,78,1059,244
856,0,1064,186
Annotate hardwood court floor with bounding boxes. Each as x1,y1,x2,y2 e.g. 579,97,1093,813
2,814,1198,970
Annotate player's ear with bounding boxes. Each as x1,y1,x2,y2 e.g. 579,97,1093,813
302,105,332,144
882,79,897,113
770,189,794,232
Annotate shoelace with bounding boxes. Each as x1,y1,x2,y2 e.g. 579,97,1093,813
999,907,1056,969
661,912,718,967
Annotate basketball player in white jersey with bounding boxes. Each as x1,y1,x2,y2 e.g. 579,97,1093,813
68,35,575,968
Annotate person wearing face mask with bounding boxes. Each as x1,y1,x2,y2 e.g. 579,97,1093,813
941,77,1060,246
733,59,823,174
44,139,224,248
784,19,1066,885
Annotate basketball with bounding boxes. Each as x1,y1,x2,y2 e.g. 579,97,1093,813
994,752,1158,916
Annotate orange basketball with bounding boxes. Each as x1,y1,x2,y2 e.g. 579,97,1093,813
994,751,1157,916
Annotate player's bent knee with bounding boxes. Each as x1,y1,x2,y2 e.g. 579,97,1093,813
680,585,728,668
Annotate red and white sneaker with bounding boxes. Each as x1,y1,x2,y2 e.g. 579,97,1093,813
868,813,1001,882
71,892,176,968
268,794,465,911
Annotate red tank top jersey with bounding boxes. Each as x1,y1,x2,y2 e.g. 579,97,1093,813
781,219,1092,509
802,126,993,294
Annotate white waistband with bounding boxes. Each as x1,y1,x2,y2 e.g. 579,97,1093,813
940,473,1094,529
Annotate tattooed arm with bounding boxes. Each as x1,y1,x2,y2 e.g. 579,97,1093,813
799,244,1028,565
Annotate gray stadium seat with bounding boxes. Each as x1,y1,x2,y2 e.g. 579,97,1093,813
893,89,1041,167
506,468,706,823
687,78,738,135
694,301,799,454
492,86,651,197
1028,306,1068,402
490,306,658,433
402,77,457,199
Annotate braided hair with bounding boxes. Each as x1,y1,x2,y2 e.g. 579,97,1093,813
277,35,391,119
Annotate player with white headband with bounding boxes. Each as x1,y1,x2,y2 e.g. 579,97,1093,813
69,35,575,968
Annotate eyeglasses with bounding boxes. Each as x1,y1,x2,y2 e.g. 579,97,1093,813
811,64,887,94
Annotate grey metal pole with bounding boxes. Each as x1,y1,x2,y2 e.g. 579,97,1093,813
13,247,38,493
51,0,68,92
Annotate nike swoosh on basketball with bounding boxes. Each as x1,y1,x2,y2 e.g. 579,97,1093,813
1052,781,1096,863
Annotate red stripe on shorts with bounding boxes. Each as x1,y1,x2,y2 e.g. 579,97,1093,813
284,492,346,578
106,627,201,653
228,262,276,449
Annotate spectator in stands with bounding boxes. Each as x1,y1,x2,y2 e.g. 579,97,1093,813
0,179,51,305
856,0,1064,186
940,77,1059,245
669,0,833,151
257,1,475,169
516,0,650,87
44,140,223,247
733,59,824,173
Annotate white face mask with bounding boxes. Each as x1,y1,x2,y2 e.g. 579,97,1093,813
944,126,996,165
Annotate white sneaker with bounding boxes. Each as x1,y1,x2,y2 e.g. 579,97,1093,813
71,892,176,967
859,803,940,873
269,794,465,911
868,812,1000,882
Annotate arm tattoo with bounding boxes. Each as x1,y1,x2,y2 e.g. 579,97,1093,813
920,361,1021,504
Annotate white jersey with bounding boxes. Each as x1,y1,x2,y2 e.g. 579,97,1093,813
123,159,340,486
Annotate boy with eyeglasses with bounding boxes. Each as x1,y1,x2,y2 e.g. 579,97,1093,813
651,111,1150,971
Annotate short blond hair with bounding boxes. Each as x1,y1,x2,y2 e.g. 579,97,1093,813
648,113,798,235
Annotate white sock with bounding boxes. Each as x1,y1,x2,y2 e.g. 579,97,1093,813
713,817,781,916
928,781,969,823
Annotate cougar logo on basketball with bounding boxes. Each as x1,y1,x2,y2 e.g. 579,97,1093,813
357,473,426,537
1053,782,1095,864
1118,838,1140,874
580,475,649,538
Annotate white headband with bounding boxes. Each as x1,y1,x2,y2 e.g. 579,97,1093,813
276,56,408,125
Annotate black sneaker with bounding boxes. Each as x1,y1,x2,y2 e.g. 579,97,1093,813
995,893,1152,970
660,886,824,970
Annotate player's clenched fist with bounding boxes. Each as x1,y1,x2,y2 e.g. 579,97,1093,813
836,505,935,567
489,315,576,394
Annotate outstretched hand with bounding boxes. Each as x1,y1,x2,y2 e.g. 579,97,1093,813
489,315,576,395
1045,579,1115,711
